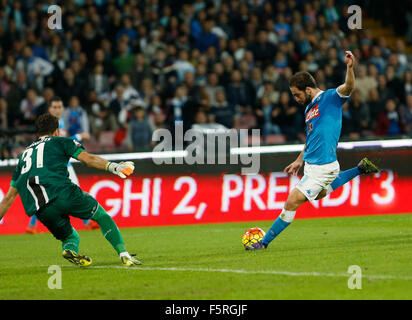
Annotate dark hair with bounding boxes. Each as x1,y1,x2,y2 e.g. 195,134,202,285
289,71,317,91
35,113,59,136
48,96,63,107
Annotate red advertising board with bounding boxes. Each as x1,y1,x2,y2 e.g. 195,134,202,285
0,171,411,235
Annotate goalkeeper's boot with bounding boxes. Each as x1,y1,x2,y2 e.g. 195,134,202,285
357,157,380,175
62,249,92,267
245,241,267,251
121,254,142,267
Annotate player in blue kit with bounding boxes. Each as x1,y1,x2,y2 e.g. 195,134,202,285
247,51,380,250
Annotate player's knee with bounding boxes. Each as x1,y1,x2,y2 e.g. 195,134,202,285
284,191,306,211
90,204,109,223
284,195,302,211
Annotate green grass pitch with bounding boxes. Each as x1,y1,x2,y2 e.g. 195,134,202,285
1,213,412,300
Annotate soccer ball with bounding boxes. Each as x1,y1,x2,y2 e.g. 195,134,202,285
242,227,265,249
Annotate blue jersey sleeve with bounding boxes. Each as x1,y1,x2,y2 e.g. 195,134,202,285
329,88,350,107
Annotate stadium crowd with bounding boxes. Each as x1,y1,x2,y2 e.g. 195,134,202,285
0,0,411,156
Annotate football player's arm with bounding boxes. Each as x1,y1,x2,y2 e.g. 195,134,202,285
0,186,18,222
76,151,134,179
337,51,355,97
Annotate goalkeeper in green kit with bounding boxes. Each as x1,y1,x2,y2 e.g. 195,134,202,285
0,113,141,267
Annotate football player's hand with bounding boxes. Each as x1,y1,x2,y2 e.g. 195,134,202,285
284,160,302,176
344,50,355,69
107,161,135,178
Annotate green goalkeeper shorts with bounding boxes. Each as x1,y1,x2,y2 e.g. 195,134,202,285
36,185,99,241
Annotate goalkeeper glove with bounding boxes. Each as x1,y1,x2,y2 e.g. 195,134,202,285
106,161,135,178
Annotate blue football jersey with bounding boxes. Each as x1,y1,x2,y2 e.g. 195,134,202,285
59,118,82,168
303,88,350,165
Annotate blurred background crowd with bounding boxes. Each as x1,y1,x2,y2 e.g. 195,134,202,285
0,0,412,156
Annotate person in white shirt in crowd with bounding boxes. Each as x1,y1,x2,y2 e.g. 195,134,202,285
15,46,54,91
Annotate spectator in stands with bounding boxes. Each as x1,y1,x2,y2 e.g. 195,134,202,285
385,65,405,101
368,88,386,130
109,84,127,124
116,17,137,44
15,46,54,91
119,73,141,104
341,101,360,139
4,55,16,82
173,50,196,83
255,95,282,138
355,64,378,102
79,21,101,62
56,68,82,105
249,29,277,67
87,91,118,142
274,13,291,43
210,89,240,129
324,0,340,24
125,106,153,151
369,45,386,74
88,64,110,96
19,88,44,125
402,69,412,98
150,48,176,90
34,87,54,117
94,48,117,85
394,39,410,68
225,69,252,113
140,78,157,109
195,19,219,53
63,95,90,139
375,98,405,136
348,89,372,136
5,70,29,125
128,53,152,92
113,40,134,76
204,72,225,107
143,29,168,63
277,91,303,141
256,81,280,105
183,71,202,101
169,84,189,124
387,53,408,77
377,74,395,102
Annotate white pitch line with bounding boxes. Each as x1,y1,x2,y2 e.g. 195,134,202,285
56,265,412,281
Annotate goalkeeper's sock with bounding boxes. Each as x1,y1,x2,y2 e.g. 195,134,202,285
29,215,37,227
92,205,127,255
62,227,80,253
328,167,360,194
262,209,296,247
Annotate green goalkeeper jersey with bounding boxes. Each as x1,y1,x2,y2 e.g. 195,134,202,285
11,136,85,217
